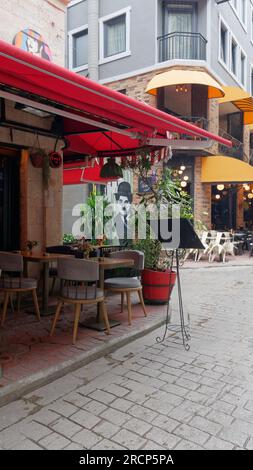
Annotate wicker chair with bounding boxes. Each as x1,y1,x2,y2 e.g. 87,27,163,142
50,258,110,343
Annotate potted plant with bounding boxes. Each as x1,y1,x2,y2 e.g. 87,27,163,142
25,240,39,254
133,161,193,304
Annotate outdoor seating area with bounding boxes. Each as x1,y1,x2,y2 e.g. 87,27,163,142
184,229,253,263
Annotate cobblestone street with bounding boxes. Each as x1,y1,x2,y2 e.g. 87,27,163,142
0,265,253,450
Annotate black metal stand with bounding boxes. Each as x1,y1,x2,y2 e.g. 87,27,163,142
156,249,191,351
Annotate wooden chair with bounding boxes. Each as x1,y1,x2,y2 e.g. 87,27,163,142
104,250,147,325
0,252,40,326
50,258,110,344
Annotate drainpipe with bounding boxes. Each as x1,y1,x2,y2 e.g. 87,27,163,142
88,0,99,81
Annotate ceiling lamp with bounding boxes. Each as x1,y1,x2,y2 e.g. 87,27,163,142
181,181,187,188
217,184,224,191
178,170,183,175
183,175,189,181
176,85,188,93
100,158,123,179
215,194,221,200
248,193,253,199
243,184,250,191
180,165,186,171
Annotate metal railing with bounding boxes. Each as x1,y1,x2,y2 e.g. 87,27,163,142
218,128,244,159
158,32,207,62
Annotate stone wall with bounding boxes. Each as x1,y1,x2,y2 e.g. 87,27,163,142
0,0,68,66
194,157,211,229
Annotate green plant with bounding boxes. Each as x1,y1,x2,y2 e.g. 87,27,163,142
63,233,75,244
79,190,110,241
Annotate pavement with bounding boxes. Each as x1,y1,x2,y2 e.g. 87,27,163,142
0,263,253,450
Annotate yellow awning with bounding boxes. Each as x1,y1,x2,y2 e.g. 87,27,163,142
145,69,225,98
201,156,253,183
219,86,253,125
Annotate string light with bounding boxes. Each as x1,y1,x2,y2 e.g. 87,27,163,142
178,170,183,175
248,193,253,199
180,165,186,171
243,184,250,191
215,194,221,200
217,184,224,191
183,175,189,181
176,85,188,93
181,181,187,188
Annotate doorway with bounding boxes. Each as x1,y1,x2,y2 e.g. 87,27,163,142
211,184,237,230
0,148,20,251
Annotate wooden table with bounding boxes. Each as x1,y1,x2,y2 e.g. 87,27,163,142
22,252,73,315
81,257,134,331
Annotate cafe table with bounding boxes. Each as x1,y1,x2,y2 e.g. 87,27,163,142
22,251,73,316
80,256,134,331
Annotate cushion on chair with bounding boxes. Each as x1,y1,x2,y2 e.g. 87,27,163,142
61,285,104,300
104,277,141,289
0,277,37,289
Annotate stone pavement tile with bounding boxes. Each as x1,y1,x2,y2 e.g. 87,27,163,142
128,404,158,424
182,364,206,376
39,432,71,449
30,409,59,426
82,400,108,416
70,409,101,429
101,383,130,398
152,415,180,434
0,427,28,450
158,373,177,384
141,440,166,450
206,409,234,427
189,416,222,436
64,442,84,450
209,399,236,415
24,375,83,406
123,417,152,436
11,439,43,450
111,398,133,413
111,429,146,450
72,429,102,448
92,420,120,439
244,400,253,412
204,436,234,450
173,424,210,446
88,390,117,405
232,407,253,423
93,438,126,450
185,390,208,405
63,392,91,408
174,439,204,450
137,366,162,378
245,438,253,450
218,425,249,448
124,391,148,405
100,408,129,426
151,390,183,407
175,377,200,391
0,399,38,431
144,398,174,416
19,420,52,441
220,392,248,407
145,427,181,449
161,383,189,398
51,417,83,438
48,400,79,418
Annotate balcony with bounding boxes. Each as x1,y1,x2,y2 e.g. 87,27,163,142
158,32,207,63
218,129,244,160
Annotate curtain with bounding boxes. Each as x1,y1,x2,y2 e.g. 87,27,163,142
105,15,126,57
168,12,192,59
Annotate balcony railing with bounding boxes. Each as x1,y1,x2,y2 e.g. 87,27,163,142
218,129,244,159
158,32,207,62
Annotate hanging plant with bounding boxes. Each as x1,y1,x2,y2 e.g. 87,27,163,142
29,134,47,168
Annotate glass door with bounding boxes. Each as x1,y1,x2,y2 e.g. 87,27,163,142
165,3,196,60
0,152,20,251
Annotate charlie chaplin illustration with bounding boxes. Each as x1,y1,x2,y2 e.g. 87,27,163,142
114,181,133,245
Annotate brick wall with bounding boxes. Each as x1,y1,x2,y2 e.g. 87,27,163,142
194,157,211,229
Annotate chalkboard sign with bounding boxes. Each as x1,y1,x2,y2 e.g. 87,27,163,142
138,175,157,193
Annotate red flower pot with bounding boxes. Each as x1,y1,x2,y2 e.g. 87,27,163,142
141,269,177,304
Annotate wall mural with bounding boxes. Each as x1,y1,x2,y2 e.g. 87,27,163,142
13,29,52,61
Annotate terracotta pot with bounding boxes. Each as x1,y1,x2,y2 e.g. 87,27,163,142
30,151,44,168
141,269,177,305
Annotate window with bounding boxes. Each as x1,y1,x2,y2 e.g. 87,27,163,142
241,0,246,24
220,22,228,64
68,26,88,71
104,14,126,58
99,7,131,64
231,38,237,76
240,51,246,85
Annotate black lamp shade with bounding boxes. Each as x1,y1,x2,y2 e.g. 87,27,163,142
100,158,123,178
148,218,204,249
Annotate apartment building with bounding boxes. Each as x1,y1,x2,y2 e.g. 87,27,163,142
67,0,253,230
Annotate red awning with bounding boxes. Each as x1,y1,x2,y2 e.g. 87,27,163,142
0,40,232,153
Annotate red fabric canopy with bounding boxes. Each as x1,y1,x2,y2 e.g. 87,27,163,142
0,40,232,153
